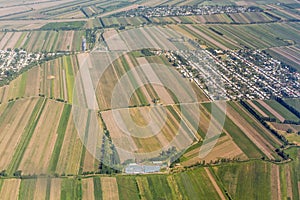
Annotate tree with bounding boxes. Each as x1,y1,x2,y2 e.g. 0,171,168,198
13,170,22,177
287,129,293,134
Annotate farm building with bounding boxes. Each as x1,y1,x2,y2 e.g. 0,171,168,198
82,37,87,51
125,163,161,174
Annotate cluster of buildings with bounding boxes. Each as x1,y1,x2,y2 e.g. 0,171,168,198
223,49,300,99
0,49,40,78
125,5,261,18
161,47,299,101
125,162,163,174
164,49,227,101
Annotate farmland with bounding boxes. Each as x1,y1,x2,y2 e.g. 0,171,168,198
243,98,300,145
93,50,207,110
100,16,148,28
0,30,85,52
0,0,299,199
213,161,272,200
268,45,300,71
0,148,298,200
263,100,299,122
0,97,100,176
169,22,299,49
284,98,300,113
0,55,78,104
144,12,277,25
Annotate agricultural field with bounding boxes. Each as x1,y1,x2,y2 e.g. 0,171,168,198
214,147,300,200
0,149,298,200
40,21,86,30
85,18,103,29
228,12,277,24
0,55,78,104
0,97,100,176
107,12,278,27
171,22,300,49
103,25,201,51
265,4,300,21
93,50,207,110
100,16,149,27
284,98,300,113
245,99,300,145
0,0,299,199
201,14,233,24
0,66,40,103
0,30,85,52
213,161,272,200
263,100,299,122
268,45,300,71
225,102,282,158
270,123,300,145
101,105,197,163
179,103,248,165
39,55,78,103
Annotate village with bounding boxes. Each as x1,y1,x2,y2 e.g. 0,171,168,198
0,49,41,79
124,5,262,18
163,48,300,101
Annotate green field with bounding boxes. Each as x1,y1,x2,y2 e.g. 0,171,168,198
174,167,221,200
61,178,82,200
213,161,271,200
18,179,36,200
265,100,299,122
202,102,264,158
41,21,86,30
284,98,300,113
117,176,140,200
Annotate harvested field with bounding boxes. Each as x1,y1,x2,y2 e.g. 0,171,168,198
0,179,21,200
285,165,293,199
24,67,40,98
82,178,95,200
0,98,39,170
118,27,178,51
0,30,85,52
101,104,195,162
103,29,128,51
93,51,203,110
4,32,22,50
18,100,64,174
0,32,13,50
33,178,47,200
101,177,119,200
55,115,83,175
49,179,61,200
136,57,174,105
144,56,206,104
182,135,247,166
